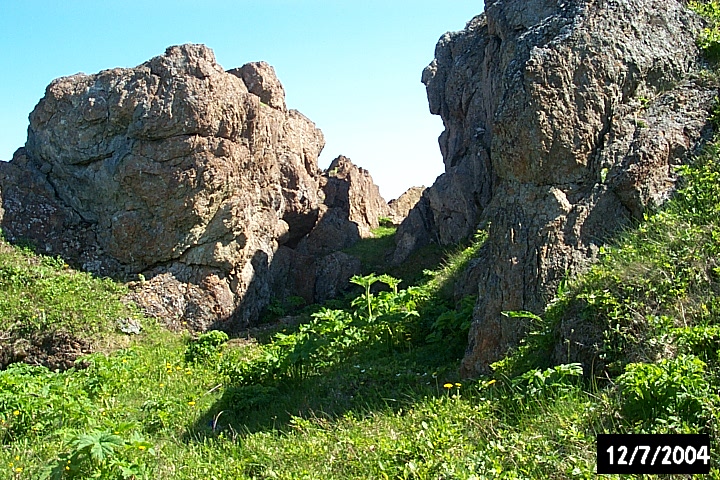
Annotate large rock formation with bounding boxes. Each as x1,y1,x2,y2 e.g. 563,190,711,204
0,44,384,331
394,0,716,376
271,155,391,304
388,186,425,225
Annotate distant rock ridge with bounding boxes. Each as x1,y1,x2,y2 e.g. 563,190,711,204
0,44,390,331
393,0,716,376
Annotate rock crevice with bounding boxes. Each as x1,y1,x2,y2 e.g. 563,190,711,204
393,0,716,376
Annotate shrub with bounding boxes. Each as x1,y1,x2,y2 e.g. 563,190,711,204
616,355,718,431
184,330,229,364
690,1,720,61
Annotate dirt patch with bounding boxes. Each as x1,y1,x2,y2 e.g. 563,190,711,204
0,330,93,371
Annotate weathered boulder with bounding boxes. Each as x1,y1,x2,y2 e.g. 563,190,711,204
322,155,393,238
393,0,715,376
0,44,370,331
270,155,389,303
228,61,287,111
388,186,425,225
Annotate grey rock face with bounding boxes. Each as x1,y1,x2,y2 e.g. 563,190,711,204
393,0,715,376
0,44,379,331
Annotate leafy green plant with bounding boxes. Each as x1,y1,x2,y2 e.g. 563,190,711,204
426,295,475,353
350,273,379,318
511,363,583,402
0,363,94,442
616,355,718,431
184,330,229,364
42,429,155,479
674,324,720,361
690,1,720,61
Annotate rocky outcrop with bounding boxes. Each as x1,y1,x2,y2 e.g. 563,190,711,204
320,155,393,238
388,186,425,225
269,155,390,304
393,0,715,376
0,44,380,331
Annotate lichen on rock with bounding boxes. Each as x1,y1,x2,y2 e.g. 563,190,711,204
0,44,386,332
393,0,716,376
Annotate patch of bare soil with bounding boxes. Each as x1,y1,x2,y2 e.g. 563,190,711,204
0,330,93,371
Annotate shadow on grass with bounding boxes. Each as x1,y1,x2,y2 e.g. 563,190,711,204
341,227,445,287
182,238,481,442
185,340,463,441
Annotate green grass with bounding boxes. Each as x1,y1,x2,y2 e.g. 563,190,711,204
2,142,720,478
5,164,719,478
0,237,150,370
0,240,141,340
342,225,398,274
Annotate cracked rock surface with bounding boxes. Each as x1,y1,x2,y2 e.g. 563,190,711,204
0,44,384,331
392,0,717,376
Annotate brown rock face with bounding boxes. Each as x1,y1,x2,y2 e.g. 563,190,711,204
322,155,393,238
388,186,425,225
269,155,390,304
393,1,715,376
0,44,379,331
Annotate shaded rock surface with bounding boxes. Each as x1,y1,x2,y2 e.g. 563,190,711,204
393,0,715,376
0,44,384,332
388,186,425,225
271,155,390,304
320,155,393,238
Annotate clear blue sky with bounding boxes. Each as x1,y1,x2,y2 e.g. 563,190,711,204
0,1,483,200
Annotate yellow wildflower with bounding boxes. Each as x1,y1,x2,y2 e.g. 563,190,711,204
188,401,196,406
12,410,19,416
443,383,453,389
455,383,461,387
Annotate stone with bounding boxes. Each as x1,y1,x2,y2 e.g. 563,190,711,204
322,155,393,238
393,0,714,376
388,186,425,225
314,251,363,303
0,44,368,331
228,61,287,111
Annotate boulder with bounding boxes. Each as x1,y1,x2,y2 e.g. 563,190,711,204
393,1,715,376
322,155,393,238
388,186,425,224
0,44,369,331
228,61,287,111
